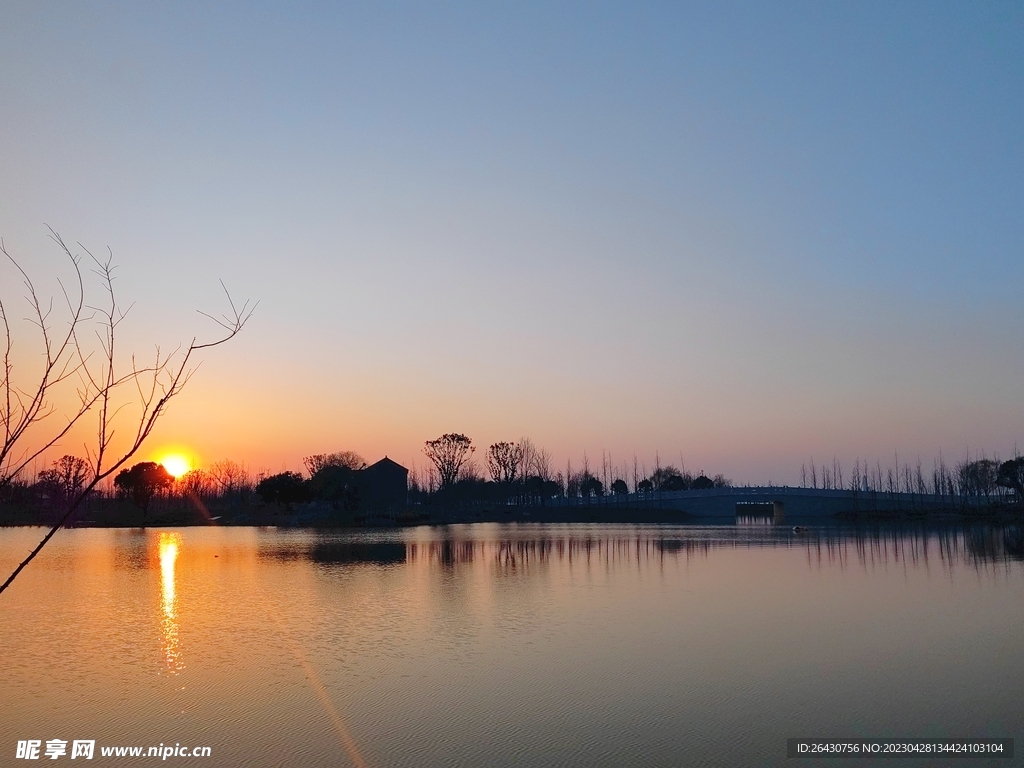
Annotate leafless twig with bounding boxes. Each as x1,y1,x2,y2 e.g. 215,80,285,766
0,231,255,596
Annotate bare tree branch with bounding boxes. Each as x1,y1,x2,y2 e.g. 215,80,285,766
0,230,255,596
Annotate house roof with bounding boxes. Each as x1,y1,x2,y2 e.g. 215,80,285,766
364,456,408,474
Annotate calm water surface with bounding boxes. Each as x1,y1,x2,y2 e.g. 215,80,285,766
1,523,1022,767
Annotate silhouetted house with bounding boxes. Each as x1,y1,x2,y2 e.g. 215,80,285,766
360,457,408,511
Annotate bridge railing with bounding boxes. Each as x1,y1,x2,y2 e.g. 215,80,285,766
543,485,1005,510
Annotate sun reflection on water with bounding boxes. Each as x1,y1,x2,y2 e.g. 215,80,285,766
158,532,184,674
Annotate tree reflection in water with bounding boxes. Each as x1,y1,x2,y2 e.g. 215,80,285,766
254,523,1024,579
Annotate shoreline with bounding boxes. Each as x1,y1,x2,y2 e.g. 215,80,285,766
2,504,1021,530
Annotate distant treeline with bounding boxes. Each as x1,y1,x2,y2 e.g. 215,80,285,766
800,452,1024,504
5,440,1021,526
0,435,735,524
0,455,269,525
406,434,731,507
253,436,733,510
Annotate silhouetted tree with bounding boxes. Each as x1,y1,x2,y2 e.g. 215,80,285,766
520,438,553,481
177,468,214,498
996,458,1024,499
650,465,686,491
303,451,366,476
114,462,174,511
660,474,689,491
957,458,999,499
567,469,602,497
486,441,523,483
307,464,361,510
424,433,474,488
611,478,628,495
256,471,308,507
691,474,715,490
36,455,89,505
208,459,251,497
523,475,561,503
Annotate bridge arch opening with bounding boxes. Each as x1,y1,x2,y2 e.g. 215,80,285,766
735,500,785,523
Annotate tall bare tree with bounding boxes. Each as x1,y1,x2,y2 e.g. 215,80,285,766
177,468,214,499
485,441,523,483
37,454,90,504
0,229,254,595
207,459,252,496
423,433,474,488
518,437,552,480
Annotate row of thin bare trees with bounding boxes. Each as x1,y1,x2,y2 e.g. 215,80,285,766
408,434,730,502
800,450,1023,504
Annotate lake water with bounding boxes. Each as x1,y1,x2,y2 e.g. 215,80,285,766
1,523,1021,766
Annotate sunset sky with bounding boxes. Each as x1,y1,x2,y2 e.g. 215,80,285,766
2,2,1022,484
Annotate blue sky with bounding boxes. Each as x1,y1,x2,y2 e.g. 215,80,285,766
1,1,1021,482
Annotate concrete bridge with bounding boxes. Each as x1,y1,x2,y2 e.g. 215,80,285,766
543,486,986,520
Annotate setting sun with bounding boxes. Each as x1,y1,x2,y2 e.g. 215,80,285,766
159,454,192,479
